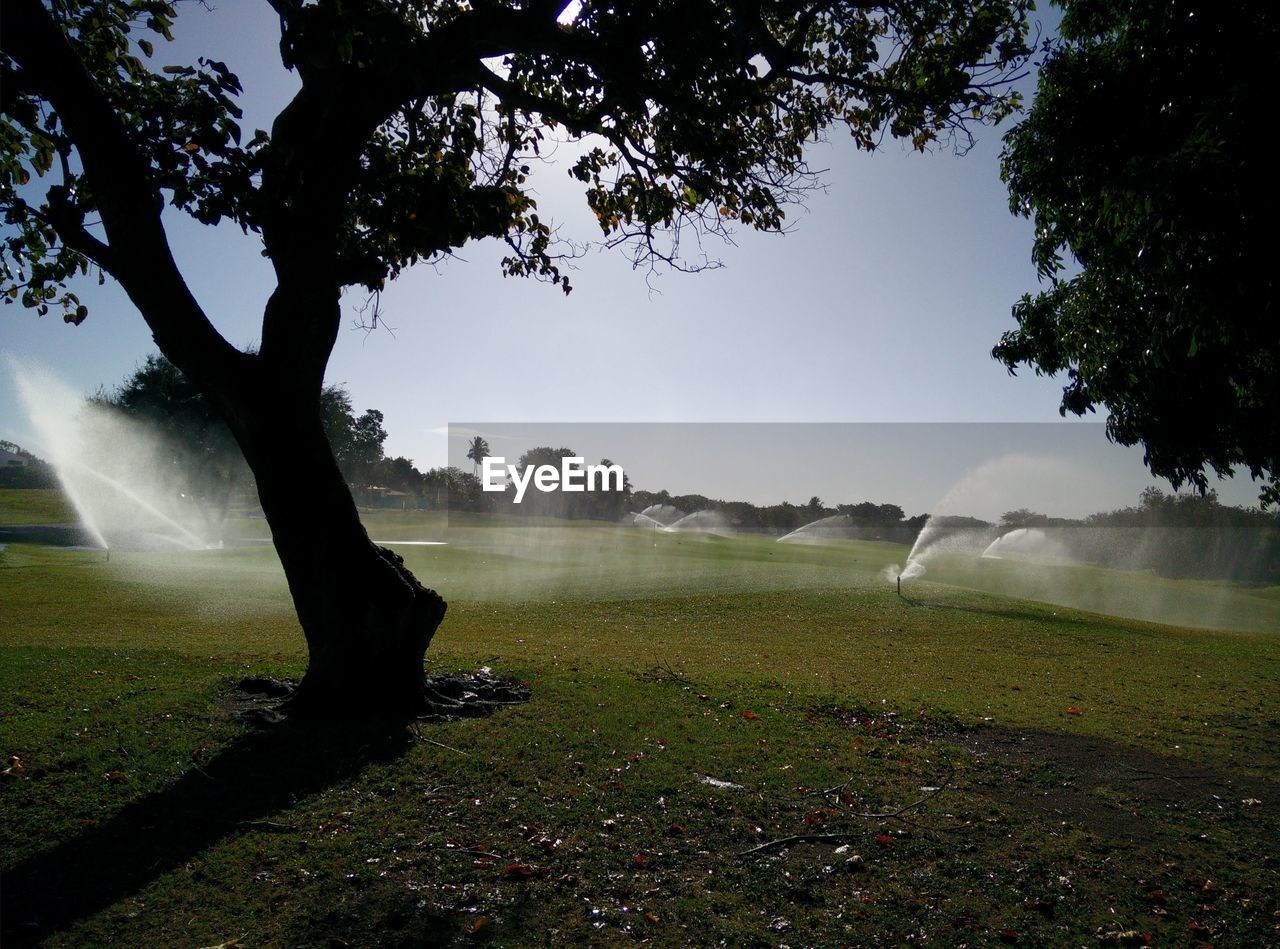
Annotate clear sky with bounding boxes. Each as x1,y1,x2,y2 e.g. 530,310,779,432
0,2,1262,508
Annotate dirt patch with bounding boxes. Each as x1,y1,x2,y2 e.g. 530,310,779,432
948,725,1278,842
806,703,963,742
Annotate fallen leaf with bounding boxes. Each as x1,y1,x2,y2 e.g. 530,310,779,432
104,771,127,783
529,833,561,854
742,710,761,721
1099,931,1151,946
873,833,894,847
1065,707,1082,716
468,917,489,934
500,863,536,880
632,854,648,867
1186,877,1221,898
699,774,744,790
996,928,1019,944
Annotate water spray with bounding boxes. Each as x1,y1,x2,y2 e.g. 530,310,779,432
11,358,219,552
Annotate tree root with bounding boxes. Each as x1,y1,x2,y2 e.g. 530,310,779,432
232,668,530,724
415,668,531,722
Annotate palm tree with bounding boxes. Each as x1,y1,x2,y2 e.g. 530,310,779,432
465,435,489,478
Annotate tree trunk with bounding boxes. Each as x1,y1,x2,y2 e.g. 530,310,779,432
236,397,446,717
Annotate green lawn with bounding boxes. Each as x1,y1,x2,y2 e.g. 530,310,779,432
0,488,76,526
2,511,1278,945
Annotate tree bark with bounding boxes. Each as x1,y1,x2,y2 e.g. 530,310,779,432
235,391,447,717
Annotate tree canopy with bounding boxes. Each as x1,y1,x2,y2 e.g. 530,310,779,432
465,436,489,478
94,353,250,521
3,0,1033,337
1,0,1036,714
996,0,1279,506
101,353,394,495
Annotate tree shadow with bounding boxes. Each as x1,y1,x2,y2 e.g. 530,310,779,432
1,718,414,946
948,723,1280,843
298,882,545,947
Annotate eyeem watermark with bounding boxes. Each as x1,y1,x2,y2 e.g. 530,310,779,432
482,457,625,503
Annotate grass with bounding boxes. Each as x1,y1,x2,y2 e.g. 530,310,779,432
2,500,1278,945
923,548,1280,634
0,488,76,526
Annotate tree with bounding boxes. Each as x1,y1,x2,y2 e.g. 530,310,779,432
94,353,250,530
511,445,577,518
995,0,1280,507
838,500,906,525
102,354,379,499
2,0,1031,715
584,457,631,522
504,447,631,520
317,388,388,487
465,436,489,479
422,465,487,512
347,409,389,487
375,455,426,496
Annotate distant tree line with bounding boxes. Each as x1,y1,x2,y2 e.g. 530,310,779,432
84,357,633,518
998,488,1280,582
629,489,928,540
46,358,1280,583
73,354,505,516
484,447,633,522
91,355,419,518
0,440,57,489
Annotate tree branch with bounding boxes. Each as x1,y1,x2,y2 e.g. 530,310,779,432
0,0,246,397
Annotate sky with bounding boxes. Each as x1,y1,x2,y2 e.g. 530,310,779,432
0,2,1263,510
447,422,1212,521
